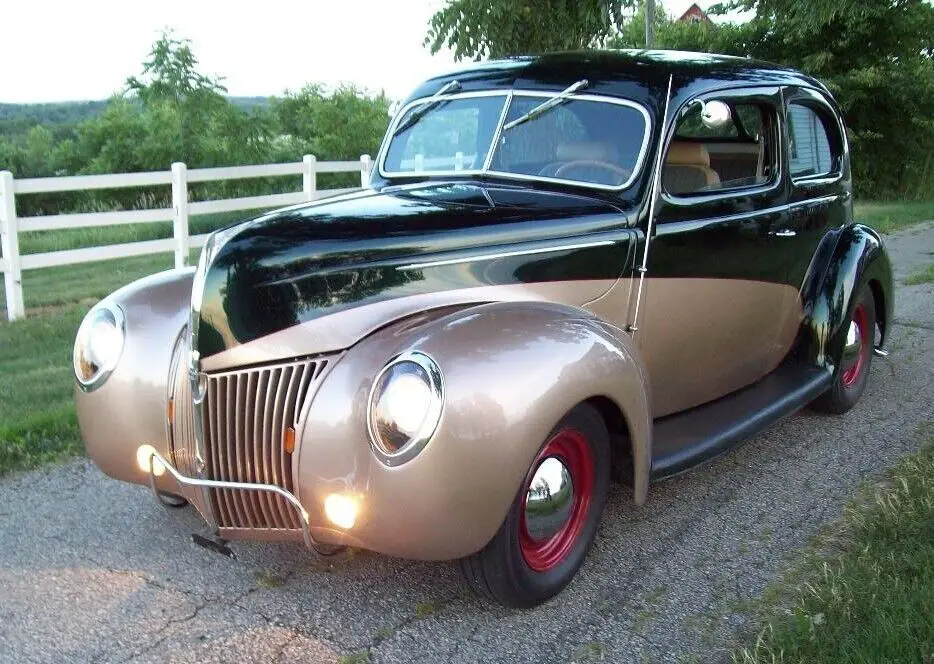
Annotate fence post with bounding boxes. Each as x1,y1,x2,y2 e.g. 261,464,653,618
171,162,189,269
0,171,24,321
359,154,372,189
303,155,317,201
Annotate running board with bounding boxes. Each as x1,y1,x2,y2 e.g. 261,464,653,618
650,363,832,481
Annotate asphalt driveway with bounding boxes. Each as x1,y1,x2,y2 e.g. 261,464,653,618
1,223,932,664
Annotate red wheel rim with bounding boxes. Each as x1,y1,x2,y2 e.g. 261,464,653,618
519,429,594,572
841,304,870,387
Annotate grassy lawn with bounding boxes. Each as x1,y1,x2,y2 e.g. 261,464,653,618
0,305,87,473
905,263,934,286
853,199,934,235
735,430,934,664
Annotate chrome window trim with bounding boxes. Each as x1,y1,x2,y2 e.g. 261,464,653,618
786,94,845,187
661,91,785,206
376,89,653,193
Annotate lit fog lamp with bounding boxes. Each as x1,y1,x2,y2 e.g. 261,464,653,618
324,493,358,529
73,303,125,391
136,445,166,477
366,352,444,466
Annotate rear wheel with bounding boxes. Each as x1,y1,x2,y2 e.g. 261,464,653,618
812,284,875,414
459,403,610,608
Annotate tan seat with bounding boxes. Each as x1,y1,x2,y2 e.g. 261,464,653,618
664,142,720,194
556,141,619,163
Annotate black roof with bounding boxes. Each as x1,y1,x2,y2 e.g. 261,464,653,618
405,50,830,110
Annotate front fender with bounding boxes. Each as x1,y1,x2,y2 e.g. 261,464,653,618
75,268,194,491
295,301,651,560
798,224,893,370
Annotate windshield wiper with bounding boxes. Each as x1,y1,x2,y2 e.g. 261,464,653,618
502,79,589,132
391,80,461,137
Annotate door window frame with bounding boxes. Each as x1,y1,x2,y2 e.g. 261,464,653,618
784,87,846,187
659,86,784,208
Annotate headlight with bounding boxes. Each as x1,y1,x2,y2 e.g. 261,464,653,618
367,351,444,466
73,303,126,391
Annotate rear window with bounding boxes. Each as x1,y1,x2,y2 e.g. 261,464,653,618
788,103,835,178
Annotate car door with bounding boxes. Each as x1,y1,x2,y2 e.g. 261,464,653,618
636,86,801,417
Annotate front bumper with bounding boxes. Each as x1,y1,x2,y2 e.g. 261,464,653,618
143,448,321,551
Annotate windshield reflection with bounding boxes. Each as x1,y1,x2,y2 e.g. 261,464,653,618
381,91,651,191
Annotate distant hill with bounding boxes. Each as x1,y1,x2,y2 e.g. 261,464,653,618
0,96,272,135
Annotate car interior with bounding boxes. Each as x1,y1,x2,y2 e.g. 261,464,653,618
663,102,776,195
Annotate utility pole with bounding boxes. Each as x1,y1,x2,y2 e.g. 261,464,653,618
645,0,656,48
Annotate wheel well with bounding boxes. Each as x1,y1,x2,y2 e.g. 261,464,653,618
585,396,634,486
868,278,886,345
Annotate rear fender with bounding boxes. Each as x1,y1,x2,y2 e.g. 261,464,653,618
797,224,893,370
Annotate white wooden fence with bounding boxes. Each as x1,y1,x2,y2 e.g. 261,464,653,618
0,154,373,321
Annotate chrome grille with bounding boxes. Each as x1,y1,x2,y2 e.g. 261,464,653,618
169,341,329,533
169,333,199,478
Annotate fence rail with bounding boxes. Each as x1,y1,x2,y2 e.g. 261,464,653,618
0,154,373,321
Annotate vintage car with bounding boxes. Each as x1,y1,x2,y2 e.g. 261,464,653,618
74,50,893,608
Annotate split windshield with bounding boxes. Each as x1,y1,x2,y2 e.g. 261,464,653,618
381,92,650,189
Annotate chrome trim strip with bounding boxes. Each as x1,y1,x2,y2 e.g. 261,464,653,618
630,75,674,338
147,449,317,550
395,239,615,271
654,193,843,237
377,89,653,193
483,90,513,172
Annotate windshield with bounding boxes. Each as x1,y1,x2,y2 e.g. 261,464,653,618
381,92,650,189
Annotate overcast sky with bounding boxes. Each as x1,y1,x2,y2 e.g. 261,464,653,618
3,0,711,104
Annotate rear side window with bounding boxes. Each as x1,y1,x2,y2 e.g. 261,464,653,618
788,104,834,178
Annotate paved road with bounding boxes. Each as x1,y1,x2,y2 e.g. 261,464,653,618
2,224,933,664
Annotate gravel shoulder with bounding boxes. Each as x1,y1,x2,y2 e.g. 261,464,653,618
1,223,932,664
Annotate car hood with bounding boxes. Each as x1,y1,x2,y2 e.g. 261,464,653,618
194,182,635,358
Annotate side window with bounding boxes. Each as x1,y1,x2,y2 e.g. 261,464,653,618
787,103,835,179
664,101,778,196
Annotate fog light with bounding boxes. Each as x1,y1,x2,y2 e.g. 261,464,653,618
324,493,358,529
136,444,166,477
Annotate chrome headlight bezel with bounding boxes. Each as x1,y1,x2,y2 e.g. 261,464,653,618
366,351,444,466
73,302,126,392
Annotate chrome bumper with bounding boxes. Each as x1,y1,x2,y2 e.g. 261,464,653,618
145,449,318,551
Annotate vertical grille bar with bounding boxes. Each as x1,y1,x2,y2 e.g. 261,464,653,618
183,357,327,532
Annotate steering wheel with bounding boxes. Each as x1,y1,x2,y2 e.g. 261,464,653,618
553,160,631,183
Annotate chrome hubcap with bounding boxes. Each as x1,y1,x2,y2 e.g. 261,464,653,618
524,457,575,541
842,319,862,365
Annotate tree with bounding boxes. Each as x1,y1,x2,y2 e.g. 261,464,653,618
425,0,636,60
273,84,389,160
124,31,230,166
627,0,934,199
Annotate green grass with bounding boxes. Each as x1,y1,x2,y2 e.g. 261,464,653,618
904,263,934,286
734,434,934,663
853,199,934,234
18,209,258,254
0,304,89,474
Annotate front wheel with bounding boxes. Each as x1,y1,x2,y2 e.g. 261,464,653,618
812,284,876,414
459,403,611,608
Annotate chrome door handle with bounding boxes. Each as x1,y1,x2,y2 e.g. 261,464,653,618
769,229,797,237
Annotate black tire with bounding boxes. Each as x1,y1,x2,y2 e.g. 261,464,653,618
812,284,876,414
459,403,611,608
157,491,189,508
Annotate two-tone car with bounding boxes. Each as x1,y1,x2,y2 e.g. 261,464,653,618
74,50,893,608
